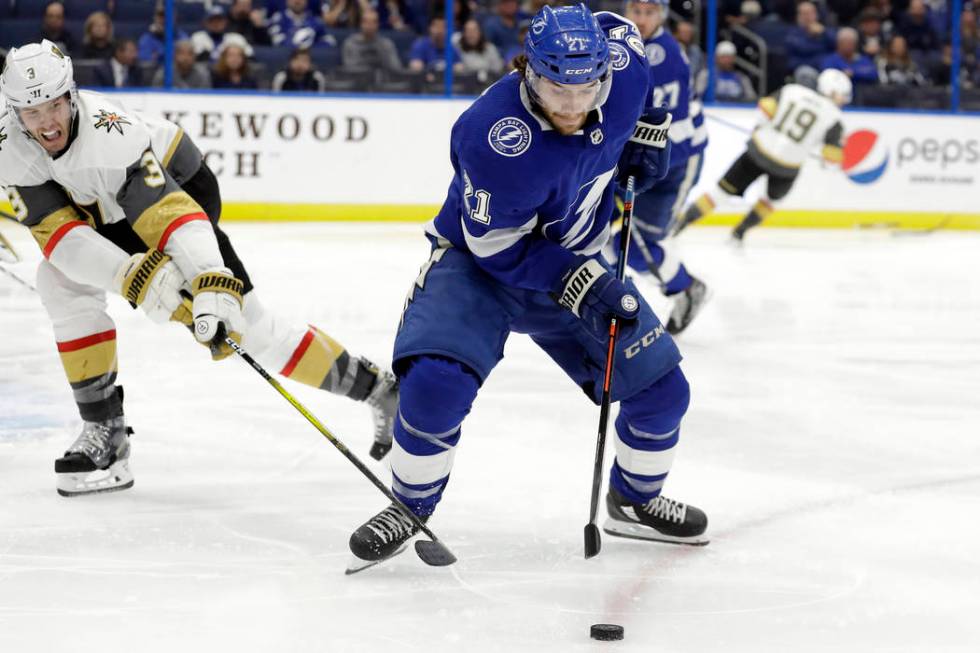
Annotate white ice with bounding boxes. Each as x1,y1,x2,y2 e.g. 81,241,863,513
1,222,979,652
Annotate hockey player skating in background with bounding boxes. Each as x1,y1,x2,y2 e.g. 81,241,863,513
0,42,397,497
348,5,708,570
673,68,851,242
606,0,710,335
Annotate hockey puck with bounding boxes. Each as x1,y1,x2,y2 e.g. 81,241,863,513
590,624,624,641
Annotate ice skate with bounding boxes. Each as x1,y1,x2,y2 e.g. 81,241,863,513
666,276,710,335
347,503,424,574
55,419,134,497
364,366,398,461
603,487,709,545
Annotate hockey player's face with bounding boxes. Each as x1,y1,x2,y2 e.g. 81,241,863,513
536,78,601,134
19,95,72,154
627,3,664,40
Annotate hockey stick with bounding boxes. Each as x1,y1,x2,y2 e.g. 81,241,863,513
224,336,457,568
584,176,635,559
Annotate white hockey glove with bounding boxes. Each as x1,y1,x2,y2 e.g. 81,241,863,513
114,250,190,324
190,268,245,361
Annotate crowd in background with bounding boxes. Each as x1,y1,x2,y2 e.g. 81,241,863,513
0,0,974,107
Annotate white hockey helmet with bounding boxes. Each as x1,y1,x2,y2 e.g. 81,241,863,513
816,68,852,105
1,40,78,125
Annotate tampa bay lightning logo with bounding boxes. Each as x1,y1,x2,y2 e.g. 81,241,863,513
645,43,667,66
488,117,532,157
531,17,546,35
609,43,629,71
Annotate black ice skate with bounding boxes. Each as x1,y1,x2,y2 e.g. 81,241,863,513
666,276,710,335
347,503,425,574
603,487,709,545
364,367,398,461
55,419,134,497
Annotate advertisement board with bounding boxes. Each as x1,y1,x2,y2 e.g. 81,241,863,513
2,91,978,229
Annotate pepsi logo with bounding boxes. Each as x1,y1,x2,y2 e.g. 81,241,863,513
842,129,888,185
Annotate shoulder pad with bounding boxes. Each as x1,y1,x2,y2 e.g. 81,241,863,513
75,92,152,168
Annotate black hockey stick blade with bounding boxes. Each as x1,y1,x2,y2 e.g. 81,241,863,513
584,523,602,559
415,539,457,566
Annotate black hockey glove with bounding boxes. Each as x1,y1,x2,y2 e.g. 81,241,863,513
553,257,640,342
617,105,673,194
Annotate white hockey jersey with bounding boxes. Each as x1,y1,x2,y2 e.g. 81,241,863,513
0,90,221,292
748,83,844,176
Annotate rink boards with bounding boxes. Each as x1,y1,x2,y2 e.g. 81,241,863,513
2,90,978,230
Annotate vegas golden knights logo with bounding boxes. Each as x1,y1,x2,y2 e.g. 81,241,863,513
93,109,132,135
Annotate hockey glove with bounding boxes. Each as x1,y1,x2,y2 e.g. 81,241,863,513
114,249,191,324
553,257,640,341
617,106,673,194
190,268,245,361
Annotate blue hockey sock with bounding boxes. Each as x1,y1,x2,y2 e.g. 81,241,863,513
663,263,693,296
390,356,480,516
609,367,689,504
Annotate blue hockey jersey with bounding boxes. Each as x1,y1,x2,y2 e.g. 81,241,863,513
641,27,699,167
426,12,650,293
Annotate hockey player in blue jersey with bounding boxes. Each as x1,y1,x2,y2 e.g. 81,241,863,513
348,4,709,570
606,0,710,335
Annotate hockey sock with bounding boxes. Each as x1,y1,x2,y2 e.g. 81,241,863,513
733,199,773,239
277,325,376,400
610,367,689,504
390,356,479,516
55,329,121,422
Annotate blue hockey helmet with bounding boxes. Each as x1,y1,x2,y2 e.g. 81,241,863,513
524,4,612,115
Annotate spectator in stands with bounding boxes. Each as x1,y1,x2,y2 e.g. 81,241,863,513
152,40,212,88
93,38,144,88
342,9,403,72
453,18,503,78
927,41,954,85
899,0,940,54
960,5,979,75
867,0,898,39
81,11,115,60
695,41,756,103
821,27,881,85
40,2,76,55
193,6,256,61
409,16,464,73
270,0,332,48
322,0,360,29
501,20,529,66
431,0,473,30
362,0,415,31
877,34,927,85
856,8,885,60
211,42,259,89
482,0,530,55
272,47,327,90
673,20,705,84
786,1,835,77
229,0,272,46
139,6,189,64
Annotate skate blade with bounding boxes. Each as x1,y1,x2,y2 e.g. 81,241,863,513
344,544,407,575
602,518,710,546
56,461,134,497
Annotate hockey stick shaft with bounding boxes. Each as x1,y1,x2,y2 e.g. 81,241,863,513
584,176,635,559
224,337,455,564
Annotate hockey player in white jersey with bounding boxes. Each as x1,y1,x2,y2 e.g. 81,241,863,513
673,69,850,242
0,41,397,496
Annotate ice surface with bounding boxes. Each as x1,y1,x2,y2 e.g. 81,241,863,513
1,222,978,652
